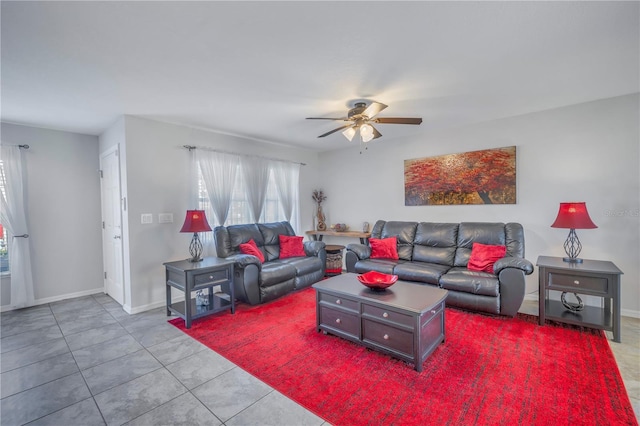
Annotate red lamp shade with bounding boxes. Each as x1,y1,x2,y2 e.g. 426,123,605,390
550,202,597,230
180,210,212,233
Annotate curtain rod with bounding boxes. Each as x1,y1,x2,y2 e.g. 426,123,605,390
5,145,30,149
183,145,306,166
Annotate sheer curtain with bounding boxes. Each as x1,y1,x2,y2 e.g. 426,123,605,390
272,160,300,232
197,150,239,226
241,156,271,222
0,146,34,308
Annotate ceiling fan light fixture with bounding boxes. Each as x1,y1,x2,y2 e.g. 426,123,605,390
360,123,374,142
342,126,356,142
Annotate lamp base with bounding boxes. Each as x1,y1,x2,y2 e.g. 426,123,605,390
188,232,204,263
562,257,583,263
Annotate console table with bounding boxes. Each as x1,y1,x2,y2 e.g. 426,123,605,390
536,255,623,342
306,230,371,244
164,257,235,329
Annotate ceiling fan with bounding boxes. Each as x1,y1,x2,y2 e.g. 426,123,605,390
307,101,422,142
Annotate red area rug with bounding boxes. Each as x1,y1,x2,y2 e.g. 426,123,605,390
170,288,636,426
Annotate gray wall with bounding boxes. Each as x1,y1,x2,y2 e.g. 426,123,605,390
317,94,640,316
0,123,103,309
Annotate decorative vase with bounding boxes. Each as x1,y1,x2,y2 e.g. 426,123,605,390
316,206,327,231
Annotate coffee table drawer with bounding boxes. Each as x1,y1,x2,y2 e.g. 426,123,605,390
319,292,359,311
362,303,413,327
363,319,414,357
319,306,359,338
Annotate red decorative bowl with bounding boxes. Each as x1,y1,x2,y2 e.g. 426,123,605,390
357,271,398,291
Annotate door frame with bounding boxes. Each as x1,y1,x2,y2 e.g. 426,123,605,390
99,144,125,306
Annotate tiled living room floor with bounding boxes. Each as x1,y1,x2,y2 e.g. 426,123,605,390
1,294,638,425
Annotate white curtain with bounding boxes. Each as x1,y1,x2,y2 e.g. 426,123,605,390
241,156,271,222
0,146,35,309
272,160,300,231
197,150,239,226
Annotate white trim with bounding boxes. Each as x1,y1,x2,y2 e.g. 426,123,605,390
0,287,104,312
126,295,185,315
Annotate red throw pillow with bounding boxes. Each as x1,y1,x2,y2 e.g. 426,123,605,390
467,243,507,273
279,235,306,259
239,239,265,263
369,237,399,260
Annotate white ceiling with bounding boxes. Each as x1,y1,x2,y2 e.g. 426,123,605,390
1,1,638,152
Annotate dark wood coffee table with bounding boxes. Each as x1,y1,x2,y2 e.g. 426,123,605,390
312,273,448,372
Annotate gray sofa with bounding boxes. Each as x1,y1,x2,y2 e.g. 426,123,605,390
346,220,534,317
214,221,326,305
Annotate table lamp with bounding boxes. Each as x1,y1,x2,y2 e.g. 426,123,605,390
550,202,597,264
180,210,212,262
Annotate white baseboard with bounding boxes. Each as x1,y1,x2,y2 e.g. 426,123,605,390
0,287,104,313
127,295,185,315
522,293,640,319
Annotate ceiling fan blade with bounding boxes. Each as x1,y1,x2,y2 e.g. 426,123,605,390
371,125,382,140
362,102,388,118
374,117,423,125
306,117,348,121
318,124,353,138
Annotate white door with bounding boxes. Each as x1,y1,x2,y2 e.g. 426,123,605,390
100,146,124,305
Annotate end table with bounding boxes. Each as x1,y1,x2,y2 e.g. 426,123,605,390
164,257,235,328
536,255,623,342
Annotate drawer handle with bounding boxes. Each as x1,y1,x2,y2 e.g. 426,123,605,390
336,299,341,305
383,334,389,340
335,318,341,324
209,275,214,279
574,280,580,285
382,312,389,318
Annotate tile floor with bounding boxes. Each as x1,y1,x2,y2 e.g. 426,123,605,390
0,294,638,425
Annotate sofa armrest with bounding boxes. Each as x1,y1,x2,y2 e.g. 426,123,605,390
346,243,371,260
345,243,371,273
494,257,534,275
225,253,263,271
498,267,527,317
304,241,326,257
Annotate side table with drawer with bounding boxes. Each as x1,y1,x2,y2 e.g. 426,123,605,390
164,257,235,329
536,255,623,342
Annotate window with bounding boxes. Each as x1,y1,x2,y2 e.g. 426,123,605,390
0,161,8,274
198,165,288,226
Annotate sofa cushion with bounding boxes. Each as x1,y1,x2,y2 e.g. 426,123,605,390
467,243,506,273
393,262,451,285
370,237,399,260
258,221,296,261
260,262,296,287
454,223,506,267
278,256,323,276
412,223,458,266
239,239,265,263
439,267,500,297
354,259,401,275
279,235,306,258
373,221,417,261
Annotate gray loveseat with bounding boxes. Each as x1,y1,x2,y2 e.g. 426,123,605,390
214,221,326,305
346,220,534,317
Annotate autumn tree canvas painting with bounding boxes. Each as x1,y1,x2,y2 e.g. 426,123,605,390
404,146,516,206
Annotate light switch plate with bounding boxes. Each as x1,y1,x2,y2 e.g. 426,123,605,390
141,214,153,224
158,213,174,224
